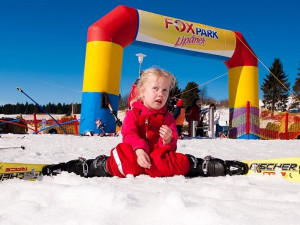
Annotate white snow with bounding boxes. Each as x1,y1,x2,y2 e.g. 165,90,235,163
1,133,300,225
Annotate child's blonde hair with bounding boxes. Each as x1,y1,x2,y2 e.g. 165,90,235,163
133,67,176,104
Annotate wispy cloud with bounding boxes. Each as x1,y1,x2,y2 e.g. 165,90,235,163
33,79,82,93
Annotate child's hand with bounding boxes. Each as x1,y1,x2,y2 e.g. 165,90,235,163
159,125,172,145
135,149,151,169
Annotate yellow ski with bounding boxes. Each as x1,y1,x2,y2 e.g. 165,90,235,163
243,157,300,182
0,162,49,181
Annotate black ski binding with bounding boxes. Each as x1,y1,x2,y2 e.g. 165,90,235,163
225,160,249,176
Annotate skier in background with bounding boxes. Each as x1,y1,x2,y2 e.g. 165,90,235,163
188,98,204,137
208,103,223,138
173,99,185,139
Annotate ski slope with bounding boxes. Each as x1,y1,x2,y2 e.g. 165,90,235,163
1,134,300,225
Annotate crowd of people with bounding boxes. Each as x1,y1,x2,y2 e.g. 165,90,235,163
171,97,224,138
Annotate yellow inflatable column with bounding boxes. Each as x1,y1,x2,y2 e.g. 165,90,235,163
225,32,259,139
82,41,123,95
79,5,138,134
228,66,259,109
80,41,123,134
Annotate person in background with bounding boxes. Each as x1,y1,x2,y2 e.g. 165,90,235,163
209,103,222,137
188,98,204,137
173,99,185,139
43,67,248,178
166,96,179,113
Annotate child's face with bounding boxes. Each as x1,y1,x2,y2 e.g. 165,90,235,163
142,74,170,110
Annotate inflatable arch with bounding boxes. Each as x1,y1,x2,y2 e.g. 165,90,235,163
80,5,259,139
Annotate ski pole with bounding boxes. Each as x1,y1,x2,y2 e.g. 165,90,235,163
0,118,20,125
16,87,68,134
0,146,25,150
101,92,123,127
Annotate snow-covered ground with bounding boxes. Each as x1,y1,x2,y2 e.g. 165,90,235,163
1,134,300,225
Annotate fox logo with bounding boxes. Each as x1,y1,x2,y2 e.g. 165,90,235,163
164,18,218,39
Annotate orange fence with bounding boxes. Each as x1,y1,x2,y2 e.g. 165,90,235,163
259,109,300,140
229,102,300,140
0,114,80,135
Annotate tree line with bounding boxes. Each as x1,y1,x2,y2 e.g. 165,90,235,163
0,91,221,115
0,102,81,115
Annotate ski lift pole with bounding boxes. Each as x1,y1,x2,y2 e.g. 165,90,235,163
209,105,215,138
16,87,68,134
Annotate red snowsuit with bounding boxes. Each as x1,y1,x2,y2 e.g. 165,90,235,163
106,101,190,178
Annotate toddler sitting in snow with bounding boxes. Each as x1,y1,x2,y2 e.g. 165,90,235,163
43,68,247,178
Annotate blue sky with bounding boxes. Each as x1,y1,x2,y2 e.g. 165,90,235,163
0,0,299,105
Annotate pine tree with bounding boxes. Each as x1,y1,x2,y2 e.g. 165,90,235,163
291,62,300,109
261,58,290,112
57,103,63,114
24,102,30,114
181,82,200,110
